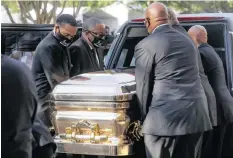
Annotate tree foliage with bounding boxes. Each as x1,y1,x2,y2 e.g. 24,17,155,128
125,0,233,13
1,0,115,24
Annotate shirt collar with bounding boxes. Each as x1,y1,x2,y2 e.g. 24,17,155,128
82,33,95,50
152,23,170,34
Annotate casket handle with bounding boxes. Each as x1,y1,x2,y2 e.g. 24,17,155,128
63,120,102,143
74,120,101,143
126,120,143,143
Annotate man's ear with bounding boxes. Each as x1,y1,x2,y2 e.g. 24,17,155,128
54,24,59,32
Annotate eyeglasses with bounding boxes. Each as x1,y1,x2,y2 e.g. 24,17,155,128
57,27,75,40
144,18,150,25
88,30,105,39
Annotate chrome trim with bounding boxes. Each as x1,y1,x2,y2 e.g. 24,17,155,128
55,139,134,156
51,93,135,102
53,101,130,109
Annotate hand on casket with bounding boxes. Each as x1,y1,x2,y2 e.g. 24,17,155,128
49,126,55,137
126,120,143,143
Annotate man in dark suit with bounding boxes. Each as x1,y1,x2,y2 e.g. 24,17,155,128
168,8,217,127
2,54,37,158
168,9,218,158
69,17,105,77
32,14,78,158
32,14,77,126
188,25,233,158
135,3,212,158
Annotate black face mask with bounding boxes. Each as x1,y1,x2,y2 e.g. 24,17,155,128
89,32,105,48
92,37,104,48
54,31,73,47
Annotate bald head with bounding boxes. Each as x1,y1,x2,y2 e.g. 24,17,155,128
167,8,179,25
145,2,168,34
188,25,208,47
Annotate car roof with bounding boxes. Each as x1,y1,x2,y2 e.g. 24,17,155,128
131,13,232,22
130,13,233,31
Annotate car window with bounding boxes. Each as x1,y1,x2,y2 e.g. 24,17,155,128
104,33,119,68
115,37,145,68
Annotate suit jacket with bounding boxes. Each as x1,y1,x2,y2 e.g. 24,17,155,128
32,116,56,150
199,43,233,124
172,24,217,126
32,32,71,102
69,36,103,77
32,32,63,148
1,55,37,158
135,25,212,136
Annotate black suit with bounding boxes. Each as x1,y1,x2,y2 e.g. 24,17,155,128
199,43,233,124
172,24,219,158
32,32,64,157
32,117,56,158
1,55,37,158
69,36,103,77
135,25,212,158
32,32,71,127
198,43,233,158
172,24,217,126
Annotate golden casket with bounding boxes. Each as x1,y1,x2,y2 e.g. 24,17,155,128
50,71,141,156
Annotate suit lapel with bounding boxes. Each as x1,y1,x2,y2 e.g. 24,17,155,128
57,43,70,76
80,38,100,70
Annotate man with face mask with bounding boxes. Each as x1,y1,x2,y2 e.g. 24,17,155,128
32,14,77,126
134,2,212,158
69,17,105,77
31,14,77,157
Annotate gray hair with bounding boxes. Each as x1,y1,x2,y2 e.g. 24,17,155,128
167,8,179,25
82,17,103,32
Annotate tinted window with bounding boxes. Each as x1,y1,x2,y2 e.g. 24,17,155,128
114,24,227,70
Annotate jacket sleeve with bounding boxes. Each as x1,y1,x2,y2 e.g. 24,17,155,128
1,58,38,158
38,46,69,84
69,45,81,77
134,44,155,120
199,46,217,74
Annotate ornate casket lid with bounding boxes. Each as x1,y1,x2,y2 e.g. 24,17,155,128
51,70,136,102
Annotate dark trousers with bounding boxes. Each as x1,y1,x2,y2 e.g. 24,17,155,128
222,123,233,158
144,133,203,158
33,143,55,158
201,125,226,158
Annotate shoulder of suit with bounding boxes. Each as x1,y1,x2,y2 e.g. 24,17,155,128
36,33,58,51
199,43,215,54
1,55,32,82
70,38,83,48
199,44,222,63
137,31,168,47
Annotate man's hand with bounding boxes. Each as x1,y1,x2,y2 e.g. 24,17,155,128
126,120,143,143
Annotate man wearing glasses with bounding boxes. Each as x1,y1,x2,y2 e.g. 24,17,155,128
134,2,212,158
31,14,78,158
69,17,106,77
